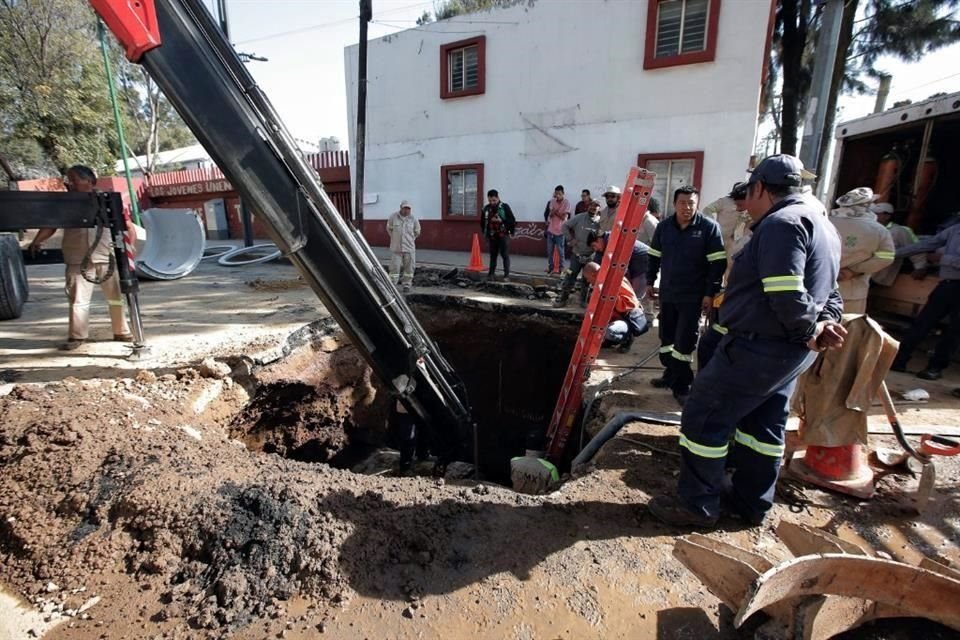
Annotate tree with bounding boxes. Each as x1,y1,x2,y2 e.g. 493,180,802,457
114,56,195,175
0,0,114,174
0,0,195,178
767,0,960,170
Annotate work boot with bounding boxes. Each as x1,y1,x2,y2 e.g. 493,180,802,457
647,495,717,528
58,339,84,351
917,368,943,381
113,333,134,342
650,377,672,389
617,336,634,354
552,294,569,308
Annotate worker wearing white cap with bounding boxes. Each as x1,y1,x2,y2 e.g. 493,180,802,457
598,185,622,233
870,202,927,287
386,200,421,292
829,187,895,313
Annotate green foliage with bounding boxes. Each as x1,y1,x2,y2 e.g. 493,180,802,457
845,0,960,93
0,0,114,174
419,0,513,23
0,0,194,177
767,0,960,156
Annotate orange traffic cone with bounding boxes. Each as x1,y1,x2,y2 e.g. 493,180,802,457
551,245,563,274
466,233,486,272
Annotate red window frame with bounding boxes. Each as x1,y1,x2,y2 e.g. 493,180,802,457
643,0,722,70
440,36,486,99
637,152,704,215
441,163,484,221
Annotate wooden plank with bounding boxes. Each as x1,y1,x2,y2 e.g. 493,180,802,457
673,537,760,611
776,521,870,557
735,554,960,631
685,533,774,573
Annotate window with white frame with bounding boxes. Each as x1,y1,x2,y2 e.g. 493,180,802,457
442,164,483,219
449,45,479,93
638,153,703,218
655,0,710,58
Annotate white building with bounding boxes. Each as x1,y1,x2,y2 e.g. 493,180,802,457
115,143,213,177
345,0,772,254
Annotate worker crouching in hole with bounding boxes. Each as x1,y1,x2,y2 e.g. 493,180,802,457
581,261,648,353
388,399,430,473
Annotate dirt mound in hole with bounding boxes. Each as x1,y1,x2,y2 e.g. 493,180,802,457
229,381,355,464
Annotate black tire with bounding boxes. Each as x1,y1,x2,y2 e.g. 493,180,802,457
0,233,28,320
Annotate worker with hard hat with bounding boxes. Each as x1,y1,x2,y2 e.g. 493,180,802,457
829,187,895,314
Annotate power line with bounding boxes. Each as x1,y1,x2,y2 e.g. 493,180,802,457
233,1,434,45
371,20,486,34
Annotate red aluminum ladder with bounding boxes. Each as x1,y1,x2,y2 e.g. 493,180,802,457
545,167,656,461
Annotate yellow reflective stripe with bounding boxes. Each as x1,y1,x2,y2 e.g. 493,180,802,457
671,348,693,362
659,344,674,353
712,324,728,335
107,300,125,306
734,430,785,458
679,435,729,459
873,251,895,260
761,275,803,284
707,250,726,262
762,274,804,293
648,248,662,258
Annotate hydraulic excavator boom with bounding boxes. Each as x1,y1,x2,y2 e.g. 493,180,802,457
89,0,472,462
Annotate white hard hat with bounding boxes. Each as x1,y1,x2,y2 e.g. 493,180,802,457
603,185,622,196
400,200,412,209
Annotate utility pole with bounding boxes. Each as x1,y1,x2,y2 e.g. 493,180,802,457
355,0,372,231
216,0,255,247
799,0,843,178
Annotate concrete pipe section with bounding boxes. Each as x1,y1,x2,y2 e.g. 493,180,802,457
135,208,206,281
217,243,282,266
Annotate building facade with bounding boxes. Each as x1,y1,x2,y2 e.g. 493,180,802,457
345,0,773,255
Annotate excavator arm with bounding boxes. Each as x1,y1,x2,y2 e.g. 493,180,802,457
90,0,472,463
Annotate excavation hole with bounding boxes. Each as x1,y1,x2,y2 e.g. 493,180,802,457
227,296,578,485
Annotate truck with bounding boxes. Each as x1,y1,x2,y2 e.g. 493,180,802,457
827,91,960,318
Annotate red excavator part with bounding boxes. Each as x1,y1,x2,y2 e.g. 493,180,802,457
90,0,162,62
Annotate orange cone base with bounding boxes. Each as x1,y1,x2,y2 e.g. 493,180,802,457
551,245,563,275
787,447,876,500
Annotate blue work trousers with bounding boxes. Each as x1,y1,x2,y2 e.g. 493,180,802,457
678,334,817,521
657,301,701,393
545,232,566,272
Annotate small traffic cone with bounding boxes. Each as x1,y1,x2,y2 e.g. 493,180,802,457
466,233,486,272
551,245,563,274
787,443,875,499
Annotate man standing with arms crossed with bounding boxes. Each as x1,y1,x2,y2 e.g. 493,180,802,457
648,155,845,528
646,186,726,405
385,200,421,292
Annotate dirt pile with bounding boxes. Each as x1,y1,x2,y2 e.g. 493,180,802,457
0,362,392,632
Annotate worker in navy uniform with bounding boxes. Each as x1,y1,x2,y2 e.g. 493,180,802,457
648,155,846,528
645,186,726,405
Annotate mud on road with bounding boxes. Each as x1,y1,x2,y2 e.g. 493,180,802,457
1,269,959,639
